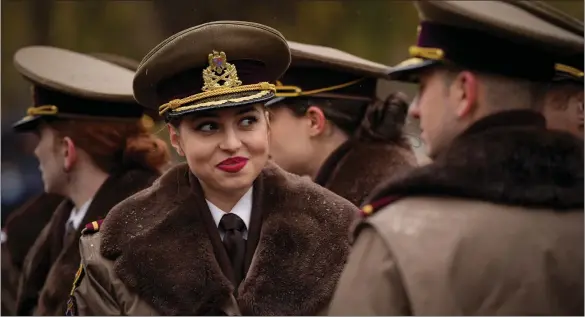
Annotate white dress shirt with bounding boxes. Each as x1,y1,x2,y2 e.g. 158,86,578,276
65,198,93,232
206,187,252,241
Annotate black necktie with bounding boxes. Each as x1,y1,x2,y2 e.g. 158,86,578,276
64,221,76,245
219,213,246,288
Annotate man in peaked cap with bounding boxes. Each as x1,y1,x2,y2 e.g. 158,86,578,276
11,46,168,316
544,52,584,138
543,53,584,138
265,40,417,206
329,1,583,315
522,3,585,139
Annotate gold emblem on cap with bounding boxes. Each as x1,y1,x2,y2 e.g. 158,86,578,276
202,51,243,91
158,50,277,116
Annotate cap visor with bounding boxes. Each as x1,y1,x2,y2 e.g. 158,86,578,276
387,58,439,83
12,115,43,133
264,96,286,107
553,72,584,83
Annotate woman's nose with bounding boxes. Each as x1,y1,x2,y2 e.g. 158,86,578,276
218,127,242,152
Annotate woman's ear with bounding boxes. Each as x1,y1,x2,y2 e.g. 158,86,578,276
167,124,185,156
305,105,326,137
61,136,77,172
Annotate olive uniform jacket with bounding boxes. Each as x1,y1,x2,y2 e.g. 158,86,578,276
1,193,63,315
314,140,417,206
70,162,358,315
15,168,161,316
329,110,584,315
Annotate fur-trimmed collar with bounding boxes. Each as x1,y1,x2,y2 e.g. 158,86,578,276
315,140,417,206
366,110,583,210
100,162,357,315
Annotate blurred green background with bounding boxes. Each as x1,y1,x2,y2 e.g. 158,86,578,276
1,0,583,221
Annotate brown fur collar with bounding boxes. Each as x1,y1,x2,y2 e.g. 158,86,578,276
366,111,584,210
100,162,358,315
315,140,417,206
28,168,160,316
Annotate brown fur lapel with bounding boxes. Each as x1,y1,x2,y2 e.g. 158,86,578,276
315,140,417,206
366,111,584,210
100,162,358,315
28,169,160,316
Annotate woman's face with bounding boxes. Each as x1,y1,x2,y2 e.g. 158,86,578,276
170,104,270,194
33,124,68,194
267,104,315,176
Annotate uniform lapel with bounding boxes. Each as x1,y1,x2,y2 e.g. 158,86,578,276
188,173,236,285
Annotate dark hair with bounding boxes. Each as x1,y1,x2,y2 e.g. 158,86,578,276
283,92,410,145
49,118,170,174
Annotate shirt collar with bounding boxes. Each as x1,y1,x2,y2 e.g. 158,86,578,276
206,186,253,230
67,198,93,230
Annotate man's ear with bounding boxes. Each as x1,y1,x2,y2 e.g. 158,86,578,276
305,105,327,137
450,70,478,118
62,136,77,172
167,124,185,156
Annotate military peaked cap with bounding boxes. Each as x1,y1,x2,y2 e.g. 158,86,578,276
266,41,390,106
133,21,291,121
388,0,584,83
12,46,145,132
89,52,161,122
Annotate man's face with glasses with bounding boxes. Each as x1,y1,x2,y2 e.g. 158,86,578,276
543,81,584,139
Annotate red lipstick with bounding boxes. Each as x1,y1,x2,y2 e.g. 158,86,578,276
217,156,248,173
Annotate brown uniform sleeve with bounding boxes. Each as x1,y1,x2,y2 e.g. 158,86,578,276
71,232,157,316
72,233,120,316
328,225,411,316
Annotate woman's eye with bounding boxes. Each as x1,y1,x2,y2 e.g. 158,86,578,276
196,122,218,132
240,116,258,127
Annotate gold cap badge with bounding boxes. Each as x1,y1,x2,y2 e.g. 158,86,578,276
158,50,277,116
202,51,242,91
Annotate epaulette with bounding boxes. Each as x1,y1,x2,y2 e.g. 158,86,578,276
360,195,401,218
80,219,104,235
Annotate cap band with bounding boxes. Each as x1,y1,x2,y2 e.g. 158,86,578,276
274,78,365,98
555,63,584,79
158,50,276,116
410,21,556,81
29,86,143,119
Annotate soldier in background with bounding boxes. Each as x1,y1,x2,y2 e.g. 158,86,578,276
0,52,146,316
267,41,416,206
329,1,583,315
544,53,584,138
515,0,584,139
12,46,170,315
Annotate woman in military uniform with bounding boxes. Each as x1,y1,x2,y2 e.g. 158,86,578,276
11,47,170,316
69,21,358,316
266,41,417,206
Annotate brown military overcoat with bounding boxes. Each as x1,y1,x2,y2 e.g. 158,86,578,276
1,193,63,315
328,111,584,315
15,168,160,316
71,162,358,315
314,140,417,206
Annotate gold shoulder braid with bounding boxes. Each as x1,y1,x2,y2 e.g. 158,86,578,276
159,50,276,115
65,263,85,316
